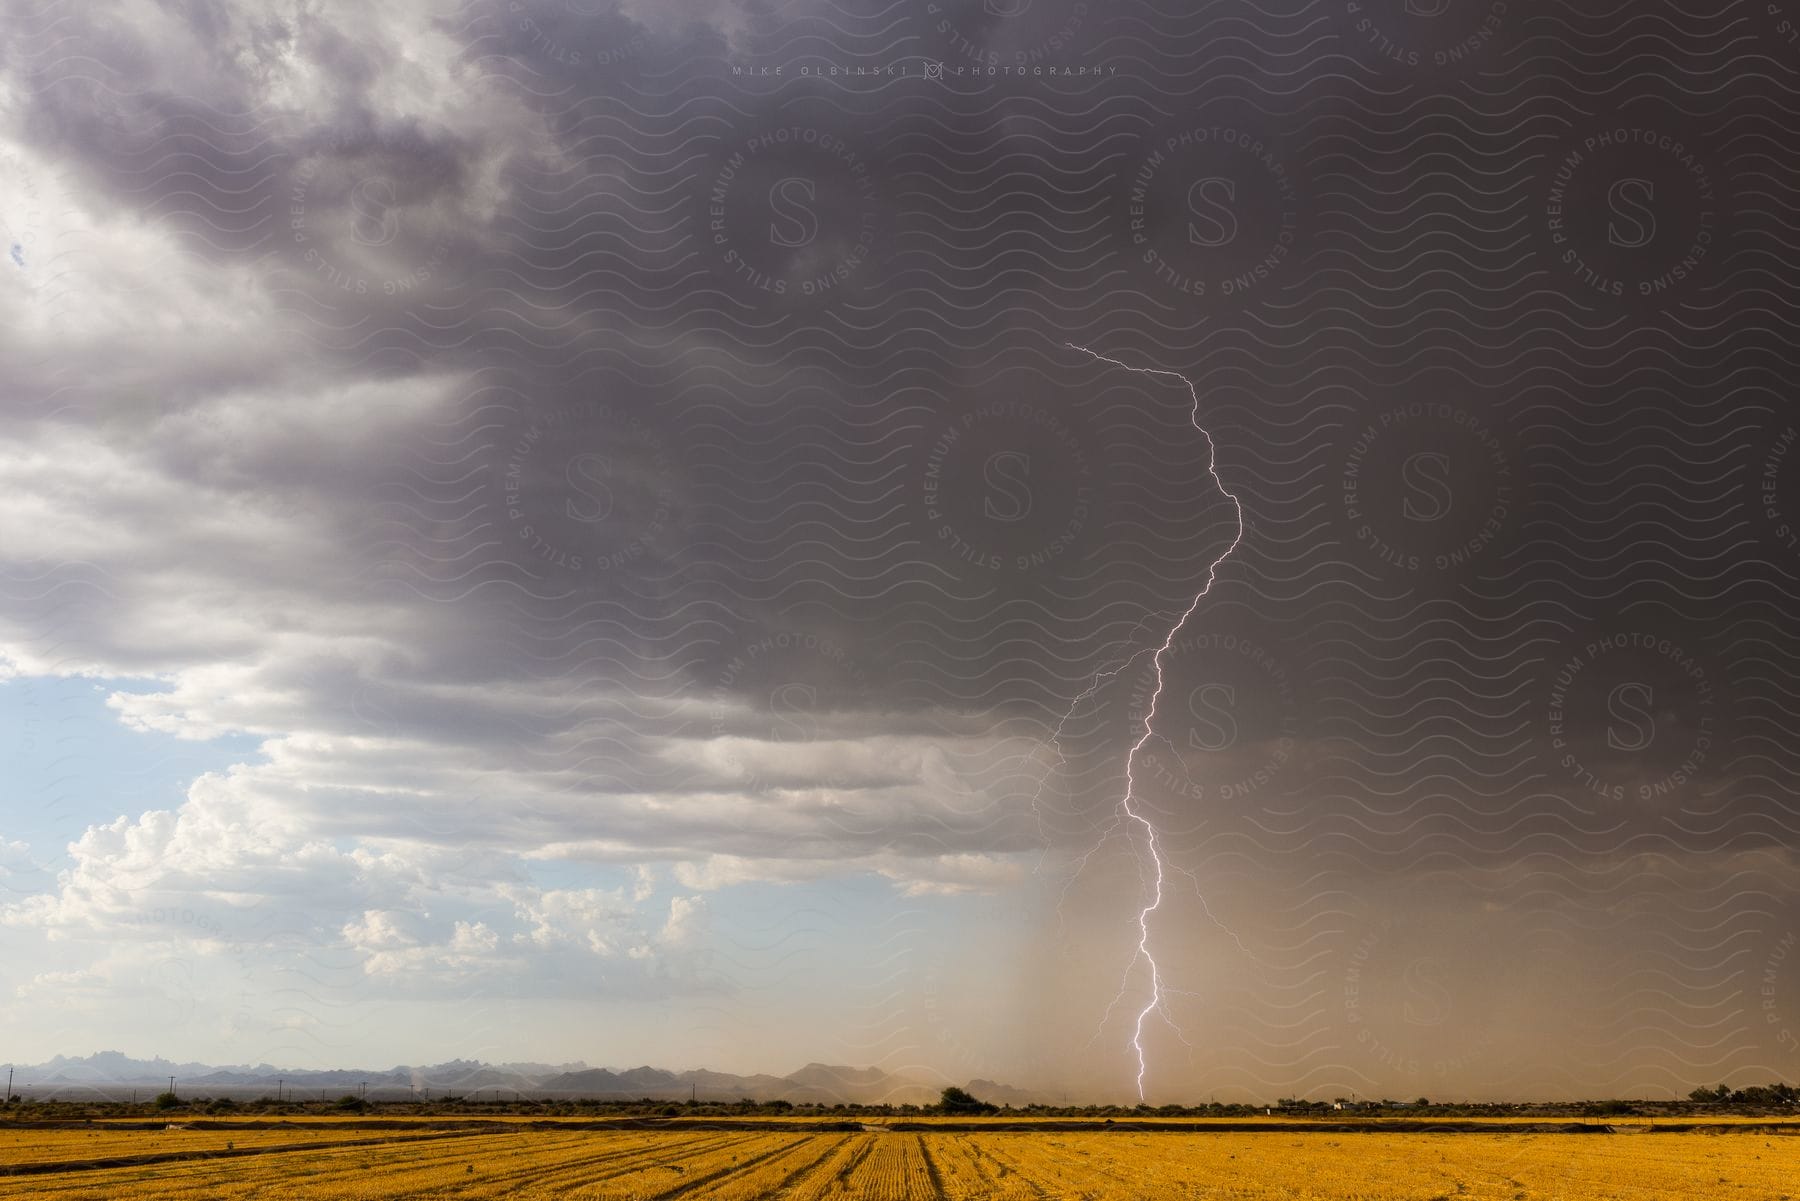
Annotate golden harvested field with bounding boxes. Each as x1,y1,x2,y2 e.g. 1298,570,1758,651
856,1114,1800,1126
0,1124,461,1164
3,1124,1797,1199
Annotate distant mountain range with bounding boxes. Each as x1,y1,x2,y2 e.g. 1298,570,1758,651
7,1052,1045,1105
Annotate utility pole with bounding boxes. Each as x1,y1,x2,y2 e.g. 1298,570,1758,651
359,1081,367,1102
169,1076,176,1099
5,1066,11,1102
276,1078,282,1103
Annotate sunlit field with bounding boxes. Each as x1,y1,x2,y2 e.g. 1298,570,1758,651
4,1119,1797,1199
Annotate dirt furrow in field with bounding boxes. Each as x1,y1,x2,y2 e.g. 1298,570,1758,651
0,1128,482,1177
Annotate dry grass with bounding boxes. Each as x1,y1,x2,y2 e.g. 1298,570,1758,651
2,1123,1796,1199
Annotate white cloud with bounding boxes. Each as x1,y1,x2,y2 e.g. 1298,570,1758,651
672,850,1027,896
658,894,705,946
879,853,1027,897
506,886,634,954
16,965,111,1000
342,909,502,976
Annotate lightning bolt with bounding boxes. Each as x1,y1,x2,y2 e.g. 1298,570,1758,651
1051,343,1248,1103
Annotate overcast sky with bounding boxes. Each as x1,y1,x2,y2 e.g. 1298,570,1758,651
2,0,1798,1103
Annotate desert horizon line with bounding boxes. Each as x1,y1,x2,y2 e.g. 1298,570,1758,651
6,1051,1796,1110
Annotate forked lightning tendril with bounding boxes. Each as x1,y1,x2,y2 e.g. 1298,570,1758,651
1055,344,1247,1102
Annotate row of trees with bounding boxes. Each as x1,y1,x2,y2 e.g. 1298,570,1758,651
9,1083,1797,1117
1689,1082,1799,1106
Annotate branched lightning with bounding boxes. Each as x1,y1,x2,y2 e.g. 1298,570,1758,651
1044,344,1248,1102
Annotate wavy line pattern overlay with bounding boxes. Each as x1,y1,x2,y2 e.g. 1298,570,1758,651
0,0,1796,1103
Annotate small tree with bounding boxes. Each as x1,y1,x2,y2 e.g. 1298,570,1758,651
153,1091,181,1110
938,1086,996,1115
